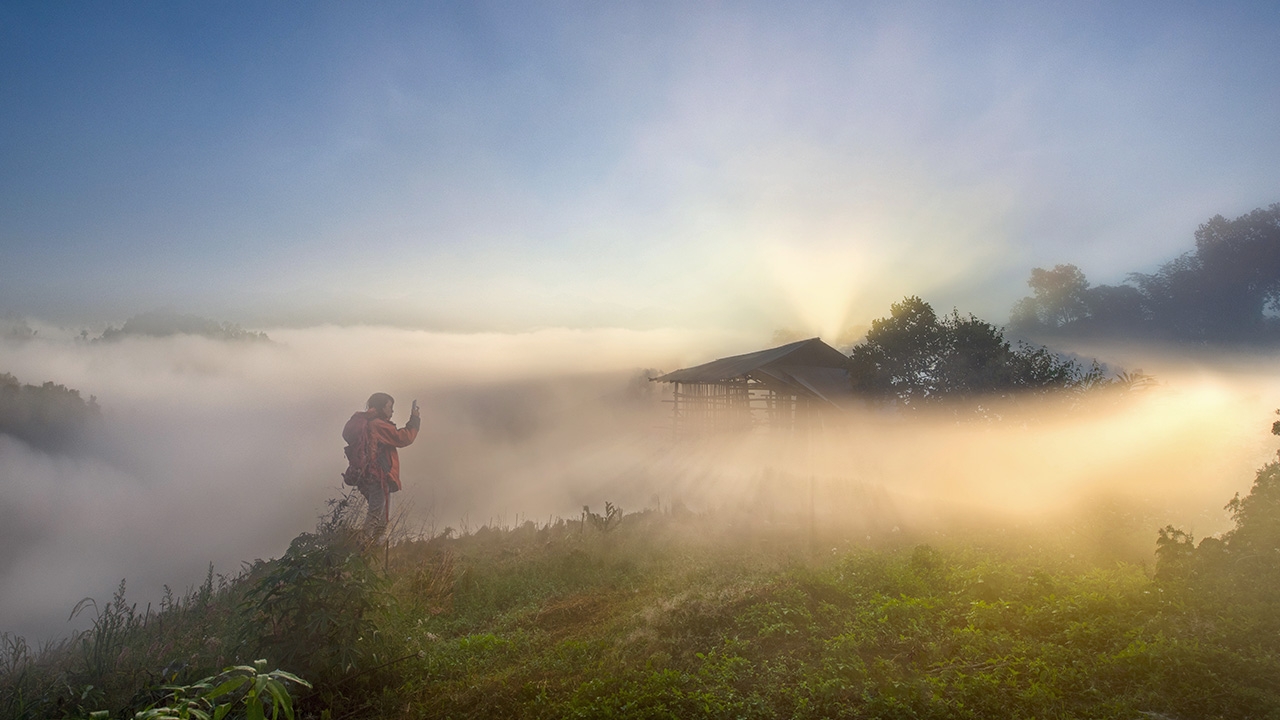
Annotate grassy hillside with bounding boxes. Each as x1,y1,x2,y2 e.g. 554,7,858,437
4,476,1280,720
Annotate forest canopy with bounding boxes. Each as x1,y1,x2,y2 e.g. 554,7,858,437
848,296,1105,410
0,372,100,454
96,311,269,343
1011,203,1280,343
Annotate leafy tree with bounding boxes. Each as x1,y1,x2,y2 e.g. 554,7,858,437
1129,252,1205,340
1010,264,1091,331
1081,283,1147,333
1133,204,1280,341
1156,412,1280,597
848,296,945,405
1012,203,1280,343
850,296,1103,409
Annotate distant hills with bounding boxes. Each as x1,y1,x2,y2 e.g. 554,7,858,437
0,372,100,454
96,311,270,343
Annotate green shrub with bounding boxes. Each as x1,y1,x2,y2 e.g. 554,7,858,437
134,659,309,720
239,527,384,681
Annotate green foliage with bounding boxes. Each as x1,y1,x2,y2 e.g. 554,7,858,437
584,502,624,533
240,526,384,681
134,659,310,720
848,296,1106,410
70,580,145,683
1153,525,1195,583
1223,461,1280,560
0,564,248,720
1011,264,1091,330
1012,202,1280,344
1158,445,1280,599
380,513,1280,719
10,464,1280,719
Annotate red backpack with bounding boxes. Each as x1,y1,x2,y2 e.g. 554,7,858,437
341,412,384,487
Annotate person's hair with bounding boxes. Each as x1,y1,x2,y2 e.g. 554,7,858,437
366,392,394,411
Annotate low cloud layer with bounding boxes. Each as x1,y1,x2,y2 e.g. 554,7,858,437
1,327,1278,642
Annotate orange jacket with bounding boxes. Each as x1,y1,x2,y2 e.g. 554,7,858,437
343,409,419,492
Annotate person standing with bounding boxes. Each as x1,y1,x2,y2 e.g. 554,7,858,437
342,392,420,541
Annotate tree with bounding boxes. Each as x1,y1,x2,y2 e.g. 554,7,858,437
1014,203,1280,344
850,296,1103,410
0,318,36,342
1009,264,1090,333
848,297,945,405
1032,264,1090,327
1081,284,1146,333
1156,412,1280,598
1136,204,1280,341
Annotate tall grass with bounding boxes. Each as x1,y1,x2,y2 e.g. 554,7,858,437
4,489,1280,719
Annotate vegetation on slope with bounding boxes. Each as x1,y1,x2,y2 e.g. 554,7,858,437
0,372,100,454
6,427,1280,719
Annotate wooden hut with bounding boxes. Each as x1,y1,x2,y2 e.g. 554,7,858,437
651,337,853,433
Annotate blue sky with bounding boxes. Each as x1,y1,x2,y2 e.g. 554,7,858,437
3,1,1279,338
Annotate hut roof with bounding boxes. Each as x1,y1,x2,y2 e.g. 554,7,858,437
653,337,854,408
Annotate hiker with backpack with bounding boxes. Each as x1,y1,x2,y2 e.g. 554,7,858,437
342,392,420,541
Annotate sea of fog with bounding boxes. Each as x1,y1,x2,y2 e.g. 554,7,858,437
2,326,1279,642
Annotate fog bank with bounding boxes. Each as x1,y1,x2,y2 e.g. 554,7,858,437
1,327,1277,642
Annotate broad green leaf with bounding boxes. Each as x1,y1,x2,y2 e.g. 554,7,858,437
265,681,295,720
269,670,311,688
247,696,266,720
205,675,249,700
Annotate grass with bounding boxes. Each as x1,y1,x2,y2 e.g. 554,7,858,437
4,494,1280,719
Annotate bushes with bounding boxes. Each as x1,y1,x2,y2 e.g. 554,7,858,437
240,527,385,682
0,496,385,718
134,659,310,720
1155,420,1280,600
0,568,245,719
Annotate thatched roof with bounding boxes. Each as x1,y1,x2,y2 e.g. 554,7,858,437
653,338,854,408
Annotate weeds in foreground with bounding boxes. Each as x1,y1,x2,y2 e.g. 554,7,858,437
7,471,1280,719
0,558,253,720
239,526,383,682
134,659,310,720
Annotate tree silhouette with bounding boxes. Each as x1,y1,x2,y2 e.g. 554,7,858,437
1136,204,1280,341
1011,203,1280,344
1156,412,1280,597
850,296,1103,410
0,373,101,453
1010,264,1090,331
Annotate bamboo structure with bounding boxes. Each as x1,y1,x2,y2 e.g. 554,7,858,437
655,338,852,435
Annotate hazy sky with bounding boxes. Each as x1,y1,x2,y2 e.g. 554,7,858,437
8,1,1280,643
3,1,1280,337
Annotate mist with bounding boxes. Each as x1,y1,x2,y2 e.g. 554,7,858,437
2,325,1278,643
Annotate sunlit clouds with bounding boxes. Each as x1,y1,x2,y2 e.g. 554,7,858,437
4,328,1280,641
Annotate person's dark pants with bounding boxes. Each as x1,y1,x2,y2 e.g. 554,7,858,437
358,480,389,541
